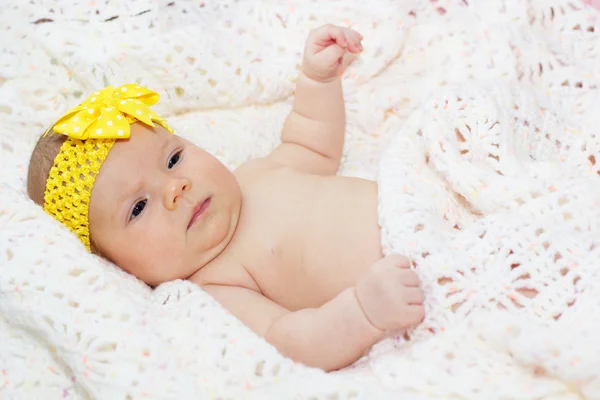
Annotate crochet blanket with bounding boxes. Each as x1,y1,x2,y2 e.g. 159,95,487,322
1,0,599,398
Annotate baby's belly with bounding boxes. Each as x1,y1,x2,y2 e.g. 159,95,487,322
252,176,383,310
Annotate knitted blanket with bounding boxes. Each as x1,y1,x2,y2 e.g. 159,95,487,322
1,0,599,399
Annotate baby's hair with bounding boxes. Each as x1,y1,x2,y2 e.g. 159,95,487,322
27,130,66,207
27,131,106,256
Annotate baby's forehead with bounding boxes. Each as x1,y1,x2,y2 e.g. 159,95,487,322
94,125,171,190
113,123,173,157
130,122,173,141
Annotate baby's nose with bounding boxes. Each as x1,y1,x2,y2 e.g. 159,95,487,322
163,177,192,210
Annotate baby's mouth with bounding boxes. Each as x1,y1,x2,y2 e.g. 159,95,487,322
188,197,211,229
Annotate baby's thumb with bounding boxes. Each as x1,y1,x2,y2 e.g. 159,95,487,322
340,52,359,73
316,44,346,68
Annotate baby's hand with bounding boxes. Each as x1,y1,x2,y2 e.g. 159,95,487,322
355,254,425,332
301,24,363,82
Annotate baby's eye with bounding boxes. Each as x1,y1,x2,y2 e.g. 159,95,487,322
131,199,147,219
168,150,182,169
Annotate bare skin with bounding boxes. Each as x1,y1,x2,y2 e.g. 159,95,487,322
88,25,425,371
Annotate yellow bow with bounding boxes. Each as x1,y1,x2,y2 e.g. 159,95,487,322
49,84,172,139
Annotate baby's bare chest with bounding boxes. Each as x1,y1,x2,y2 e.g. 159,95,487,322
225,169,383,310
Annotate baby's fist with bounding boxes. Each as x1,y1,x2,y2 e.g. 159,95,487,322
302,24,363,82
355,254,425,332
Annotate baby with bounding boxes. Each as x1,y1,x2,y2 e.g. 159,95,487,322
27,24,425,371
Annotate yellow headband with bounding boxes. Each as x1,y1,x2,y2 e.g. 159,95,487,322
43,84,173,250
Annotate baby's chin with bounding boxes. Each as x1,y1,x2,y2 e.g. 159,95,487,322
187,204,240,262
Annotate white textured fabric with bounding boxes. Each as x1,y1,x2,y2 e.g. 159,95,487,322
1,0,599,398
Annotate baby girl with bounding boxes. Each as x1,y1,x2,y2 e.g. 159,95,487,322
27,24,425,371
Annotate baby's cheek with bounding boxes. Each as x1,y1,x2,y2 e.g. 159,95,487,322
144,231,190,281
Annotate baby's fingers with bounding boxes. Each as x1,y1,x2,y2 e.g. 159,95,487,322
312,24,347,49
399,269,421,287
344,29,363,53
348,28,364,40
406,305,426,325
312,43,346,69
404,287,425,305
384,254,411,268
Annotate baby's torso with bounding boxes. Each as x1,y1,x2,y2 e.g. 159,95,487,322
193,161,382,310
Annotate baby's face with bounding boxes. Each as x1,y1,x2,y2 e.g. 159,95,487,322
88,123,241,286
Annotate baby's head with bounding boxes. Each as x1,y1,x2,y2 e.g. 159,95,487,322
27,85,241,286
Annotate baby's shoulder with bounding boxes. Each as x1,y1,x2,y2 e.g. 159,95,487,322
233,156,295,184
235,155,280,174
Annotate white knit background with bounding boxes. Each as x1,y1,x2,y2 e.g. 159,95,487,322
1,0,599,399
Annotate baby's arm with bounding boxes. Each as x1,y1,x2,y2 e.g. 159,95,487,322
204,284,381,371
203,255,424,371
270,24,363,175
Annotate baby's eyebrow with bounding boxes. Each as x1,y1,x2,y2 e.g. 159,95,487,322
116,180,144,209
113,135,171,213
159,136,171,155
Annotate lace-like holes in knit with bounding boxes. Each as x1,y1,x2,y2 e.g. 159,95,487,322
255,361,264,376
437,276,465,313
